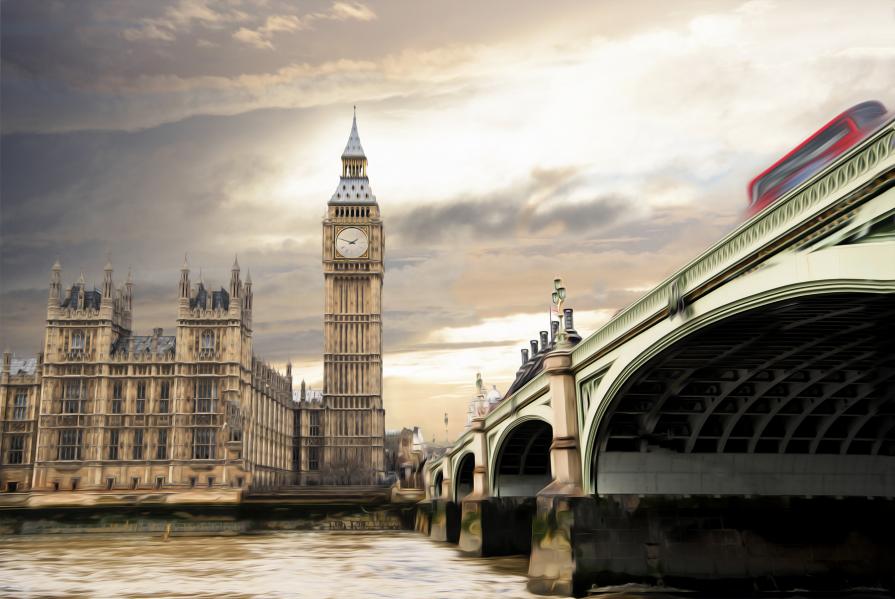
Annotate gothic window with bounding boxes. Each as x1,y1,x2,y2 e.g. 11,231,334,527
159,381,170,413
58,429,82,460
194,379,217,413
308,446,319,471
6,435,25,464
62,380,82,414
156,429,168,459
107,429,120,460
309,411,320,436
201,330,215,352
12,389,27,420
192,428,216,459
111,381,123,414
136,380,146,413
132,429,144,460
71,330,85,351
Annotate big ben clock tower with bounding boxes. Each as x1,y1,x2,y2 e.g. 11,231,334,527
321,109,385,481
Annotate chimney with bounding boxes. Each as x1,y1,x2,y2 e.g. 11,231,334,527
520,348,529,365
530,339,539,356
539,330,549,352
563,308,582,345
550,320,559,344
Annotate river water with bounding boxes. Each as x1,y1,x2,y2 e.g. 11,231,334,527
2,529,890,598
0,530,544,599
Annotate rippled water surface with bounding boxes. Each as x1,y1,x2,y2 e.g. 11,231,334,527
1,531,543,599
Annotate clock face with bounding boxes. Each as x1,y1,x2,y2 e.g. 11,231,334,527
335,227,369,259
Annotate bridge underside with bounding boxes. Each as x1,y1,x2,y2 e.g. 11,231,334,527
596,292,895,496
494,420,552,497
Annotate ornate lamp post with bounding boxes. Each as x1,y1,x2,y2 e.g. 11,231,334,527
552,278,568,345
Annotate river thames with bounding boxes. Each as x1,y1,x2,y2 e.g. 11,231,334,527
1,530,546,599
3,527,892,599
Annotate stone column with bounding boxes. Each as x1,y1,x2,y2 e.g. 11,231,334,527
429,453,460,543
541,347,583,496
470,417,489,498
458,417,490,555
528,343,590,596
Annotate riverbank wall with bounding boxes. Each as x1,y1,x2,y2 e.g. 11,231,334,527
0,501,418,536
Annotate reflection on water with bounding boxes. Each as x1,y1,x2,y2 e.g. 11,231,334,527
0,531,542,599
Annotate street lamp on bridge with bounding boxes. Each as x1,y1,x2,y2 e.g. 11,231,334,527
552,278,567,345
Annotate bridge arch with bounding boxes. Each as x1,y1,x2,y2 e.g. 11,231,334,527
453,452,475,503
433,469,444,499
490,417,553,497
583,284,895,498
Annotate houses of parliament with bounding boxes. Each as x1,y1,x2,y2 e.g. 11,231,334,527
0,113,386,494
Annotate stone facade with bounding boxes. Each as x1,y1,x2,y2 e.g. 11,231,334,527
0,353,42,492
0,257,294,494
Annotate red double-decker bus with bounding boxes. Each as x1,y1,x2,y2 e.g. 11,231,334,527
747,100,890,217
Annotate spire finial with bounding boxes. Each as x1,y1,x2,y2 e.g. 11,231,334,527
232,254,240,271
78,270,85,284
52,258,61,271
341,107,365,159
182,253,189,270
245,269,252,284
105,253,112,271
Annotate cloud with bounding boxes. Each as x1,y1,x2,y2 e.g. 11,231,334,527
121,0,250,43
231,3,376,50
232,14,306,49
330,2,377,22
390,167,627,243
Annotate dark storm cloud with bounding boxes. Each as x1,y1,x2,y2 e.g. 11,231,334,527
391,167,627,243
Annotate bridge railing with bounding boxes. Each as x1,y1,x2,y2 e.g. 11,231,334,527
571,121,895,370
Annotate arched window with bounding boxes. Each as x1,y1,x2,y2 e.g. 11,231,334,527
201,330,215,352
71,330,85,351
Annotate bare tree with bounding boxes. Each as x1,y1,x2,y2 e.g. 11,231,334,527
321,451,375,485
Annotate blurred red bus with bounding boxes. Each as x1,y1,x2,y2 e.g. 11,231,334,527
747,101,889,217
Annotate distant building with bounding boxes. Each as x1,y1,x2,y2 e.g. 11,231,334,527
385,426,428,489
465,372,503,428
0,353,42,492
0,258,293,494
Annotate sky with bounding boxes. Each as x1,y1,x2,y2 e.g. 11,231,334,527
1,0,894,440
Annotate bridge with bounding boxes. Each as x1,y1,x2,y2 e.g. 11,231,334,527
416,120,895,595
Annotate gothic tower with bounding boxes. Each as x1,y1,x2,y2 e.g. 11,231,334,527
321,109,385,481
